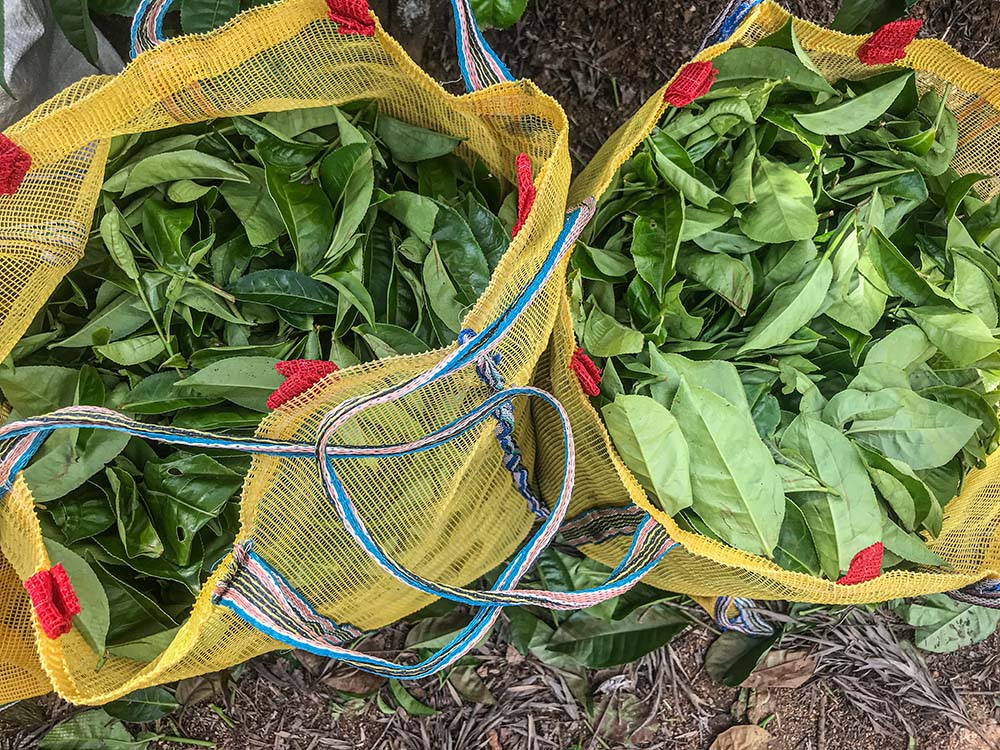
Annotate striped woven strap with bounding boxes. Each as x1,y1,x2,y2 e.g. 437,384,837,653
947,579,1000,609
449,0,515,91
560,503,773,636
212,514,675,679
701,0,764,48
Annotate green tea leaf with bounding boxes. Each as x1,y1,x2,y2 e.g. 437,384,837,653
180,0,239,33
603,395,692,515
144,454,242,566
173,356,284,412
906,306,1000,366
229,270,340,314
39,709,152,750
105,686,179,723
896,594,1000,653
43,539,110,659
794,73,912,135
739,258,832,353
671,379,784,556
738,158,818,243
264,164,334,275
376,116,462,162
824,388,980,469
779,415,881,580
123,151,248,197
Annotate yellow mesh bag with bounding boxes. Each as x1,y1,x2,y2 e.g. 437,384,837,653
535,1,1000,607
0,0,572,704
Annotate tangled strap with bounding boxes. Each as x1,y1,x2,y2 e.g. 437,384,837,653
2,200,680,679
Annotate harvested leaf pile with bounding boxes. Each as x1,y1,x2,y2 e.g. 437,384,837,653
578,23,1000,581
0,103,514,661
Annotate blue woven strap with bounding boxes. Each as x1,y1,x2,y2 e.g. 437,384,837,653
0,398,675,679
0,200,680,678
448,0,515,91
462,328,547,519
701,0,764,49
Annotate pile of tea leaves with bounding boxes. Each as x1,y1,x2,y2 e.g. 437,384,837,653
1,102,515,660
577,25,1000,581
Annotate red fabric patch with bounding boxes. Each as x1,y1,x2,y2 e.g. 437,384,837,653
267,359,340,409
663,61,718,107
23,564,80,639
512,153,536,238
0,134,31,195
857,19,922,65
837,542,884,585
325,0,375,36
570,347,602,397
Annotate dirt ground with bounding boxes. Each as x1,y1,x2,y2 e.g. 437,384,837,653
415,0,1000,165
4,2,1000,749
5,608,1000,750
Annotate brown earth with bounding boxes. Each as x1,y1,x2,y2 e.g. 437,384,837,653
4,2,1000,749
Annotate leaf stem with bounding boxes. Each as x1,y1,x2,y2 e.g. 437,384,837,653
160,736,216,748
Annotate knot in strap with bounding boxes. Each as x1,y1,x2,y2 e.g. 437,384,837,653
714,596,774,637
948,578,1000,609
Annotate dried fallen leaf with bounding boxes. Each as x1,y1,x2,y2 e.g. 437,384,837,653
448,666,496,705
709,724,772,750
741,649,817,689
595,693,658,745
293,649,329,676
322,667,386,695
174,673,226,707
488,729,502,750
504,643,524,665
747,688,773,725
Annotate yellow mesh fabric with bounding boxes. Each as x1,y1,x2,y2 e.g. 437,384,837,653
539,1,1000,606
0,0,571,704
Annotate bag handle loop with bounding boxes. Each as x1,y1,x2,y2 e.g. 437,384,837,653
129,0,514,93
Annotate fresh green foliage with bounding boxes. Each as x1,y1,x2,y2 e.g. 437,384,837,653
39,709,158,749
470,0,528,29
894,594,1000,653
831,0,921,35
6,103,512,659
502,549,691,671
580,30,1000,580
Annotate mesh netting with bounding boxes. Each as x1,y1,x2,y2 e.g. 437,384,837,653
538,0,1000,607
0,0,571,705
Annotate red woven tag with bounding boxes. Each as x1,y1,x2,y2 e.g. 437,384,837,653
267,359,340,409
326,0,375,36
837,542,884,585
0,134,31,195
23,564,80,639
857,19,922,65
663,61,718,107
512,153,536,238
570,347,602,397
